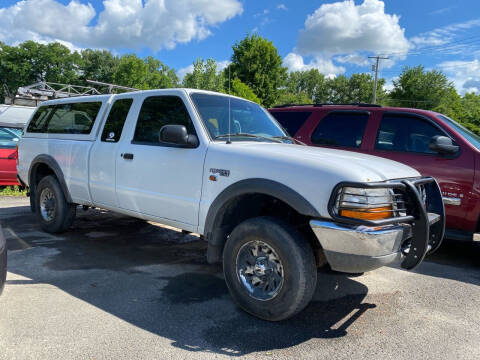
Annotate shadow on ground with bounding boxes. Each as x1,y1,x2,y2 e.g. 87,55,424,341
1,206,382,355
413,239,480,285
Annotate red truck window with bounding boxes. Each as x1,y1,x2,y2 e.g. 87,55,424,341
375,114,449,154
311,112,368,148
270,111,311,136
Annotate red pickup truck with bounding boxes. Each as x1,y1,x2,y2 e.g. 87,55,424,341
269,104,480,242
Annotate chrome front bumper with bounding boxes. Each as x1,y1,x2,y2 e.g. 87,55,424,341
310,220,412,273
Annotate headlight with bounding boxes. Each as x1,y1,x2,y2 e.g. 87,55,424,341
335,187,394,221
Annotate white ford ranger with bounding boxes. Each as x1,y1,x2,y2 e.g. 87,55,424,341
17,89,445,321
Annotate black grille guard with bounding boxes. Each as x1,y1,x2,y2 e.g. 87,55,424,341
327,177,445,270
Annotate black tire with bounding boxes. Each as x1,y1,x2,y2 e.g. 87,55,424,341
35,175,76,233
223,216,317,321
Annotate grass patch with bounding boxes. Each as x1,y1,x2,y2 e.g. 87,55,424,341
0,186,27,197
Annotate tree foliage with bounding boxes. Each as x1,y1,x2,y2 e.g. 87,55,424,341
2,38,480,135
112,54,178,89
182,58,224,92
181,58,260,103
229,34,287,107
389,65,455,109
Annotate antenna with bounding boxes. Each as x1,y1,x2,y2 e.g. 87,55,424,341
227,66,231,144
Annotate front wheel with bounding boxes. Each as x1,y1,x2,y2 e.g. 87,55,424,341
35,175,76,233
223,217,317,321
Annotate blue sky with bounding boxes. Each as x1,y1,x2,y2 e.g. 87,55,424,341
1,0,480,93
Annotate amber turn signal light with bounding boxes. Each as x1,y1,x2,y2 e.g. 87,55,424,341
340,206,392,220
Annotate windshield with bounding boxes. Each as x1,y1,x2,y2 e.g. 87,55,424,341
0,127,21,148
438,114,480,151
190,93,286,142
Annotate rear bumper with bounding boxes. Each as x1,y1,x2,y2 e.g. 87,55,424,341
310,220,410,273
0,226,7,295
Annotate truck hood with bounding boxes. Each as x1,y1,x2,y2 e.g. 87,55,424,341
212,142,420,182
201,142,422,224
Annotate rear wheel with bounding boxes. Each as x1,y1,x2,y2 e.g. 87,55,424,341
223,216,317,321
35,176,76,233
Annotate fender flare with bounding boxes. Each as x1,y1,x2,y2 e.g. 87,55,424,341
204,178,320,247
28,154,73,204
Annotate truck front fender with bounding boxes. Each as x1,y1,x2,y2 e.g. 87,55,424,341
203,178,320,263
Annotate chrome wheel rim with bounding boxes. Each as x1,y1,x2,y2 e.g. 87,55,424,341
39,187,56,222
236,240,284,301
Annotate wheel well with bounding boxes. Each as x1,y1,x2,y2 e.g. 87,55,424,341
206,193,324,265
31,163,56,187
28,163,58,212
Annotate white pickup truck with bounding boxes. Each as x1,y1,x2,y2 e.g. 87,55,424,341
17,89,445,321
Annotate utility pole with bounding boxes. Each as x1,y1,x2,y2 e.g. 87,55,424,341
369,56,389,104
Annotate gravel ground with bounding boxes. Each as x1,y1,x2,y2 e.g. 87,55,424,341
0,196,479,360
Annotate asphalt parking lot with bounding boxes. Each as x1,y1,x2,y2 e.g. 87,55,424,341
0,196,479,360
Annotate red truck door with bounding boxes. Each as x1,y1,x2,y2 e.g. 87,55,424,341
369,111,475,232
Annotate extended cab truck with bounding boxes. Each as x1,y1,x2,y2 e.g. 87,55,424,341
17,90,445,321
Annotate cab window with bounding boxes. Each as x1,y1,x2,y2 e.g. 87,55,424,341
46,102,102,134
133,96,196,145
311,112,369,148
101,98,133,142
27,106,55,133
375,114,448,154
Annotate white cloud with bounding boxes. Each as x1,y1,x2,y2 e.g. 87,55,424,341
216,60,231,72
429,6,455,16
411,19,480,49
296,0,409,57
334,53,370,66
0,0,243,51
177,64,194,81
438,59,480,94
277,4,287,11
383,77,397,92
283,52,345,77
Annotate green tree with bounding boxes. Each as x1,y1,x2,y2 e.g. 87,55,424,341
182,58,224,92
78,49,119,84
389,65,455,109
144,56,179,88
0,41,78,100
229,34,287,107
112,54,177,90
326,73,385,104
284,69,329,103
230,78,261,103
274,89,312,106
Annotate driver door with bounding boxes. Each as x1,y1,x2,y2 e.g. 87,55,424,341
115,94,207,228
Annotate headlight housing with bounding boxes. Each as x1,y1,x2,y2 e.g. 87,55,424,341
335,187,396,221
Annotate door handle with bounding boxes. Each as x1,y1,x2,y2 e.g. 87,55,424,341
121,153,134,160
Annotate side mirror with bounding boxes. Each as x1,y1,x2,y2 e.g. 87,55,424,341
429,135,459,155
159,124,199,148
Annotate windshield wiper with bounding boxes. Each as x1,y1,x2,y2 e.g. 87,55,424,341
272,135,306,145
214,133,282,143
